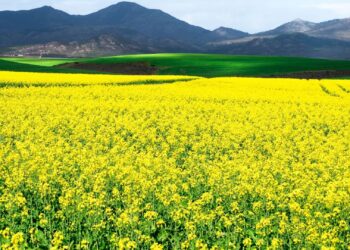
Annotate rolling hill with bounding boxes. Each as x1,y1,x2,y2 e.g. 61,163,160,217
2,54,350,78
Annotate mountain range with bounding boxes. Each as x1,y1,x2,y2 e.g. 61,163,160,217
1,2,350,59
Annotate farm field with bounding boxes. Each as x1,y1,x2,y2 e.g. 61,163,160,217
0,58,78,67
0,71,197,87
0,59,88,74
0,72,350,249
2,54,350,78
82,54,350,77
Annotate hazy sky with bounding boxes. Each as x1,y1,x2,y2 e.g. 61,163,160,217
1,0,350,33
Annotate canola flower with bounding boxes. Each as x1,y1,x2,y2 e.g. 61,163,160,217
0,74,350,249
0,71,197,87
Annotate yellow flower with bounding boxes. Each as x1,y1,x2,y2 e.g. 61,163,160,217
321,247,336,250
156,219,166,227
1,228,11,239
126,241,137,249
1,243,11,250
231,201,240,213
270,238,281,250
339,220,348,230
11,232,25,246
40,218,49,227
181,240,190,250
80,239,89,250
144,211,158,221
150,243,164,250
195,240,208,250
256,217,271,230
216,231,225,238
256,239,265,247
243,238,252,247
118,237,137,250
51,231,64,247
0,73,349,248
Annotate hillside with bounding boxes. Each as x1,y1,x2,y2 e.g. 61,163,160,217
78,54,350,77
258,19,317,36
308,18,350,41
0,2,221,55
2,2,350,59
3,54,350,78
209,33,350,60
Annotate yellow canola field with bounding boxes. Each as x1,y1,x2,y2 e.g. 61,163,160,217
0,71,197,86
0,75,350,249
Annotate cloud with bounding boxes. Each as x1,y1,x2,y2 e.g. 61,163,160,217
314,2,350,16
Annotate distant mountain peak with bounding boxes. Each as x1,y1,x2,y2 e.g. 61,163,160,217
260,19,316,35
2,3,350,59
33,5,59,12
39,5,55,9
282,19,316,33
212,27,249,39
115,1,143,7
100,1,146,11
215,26,230,30
288,18,315,26
292,18,308,23
30,5,70,16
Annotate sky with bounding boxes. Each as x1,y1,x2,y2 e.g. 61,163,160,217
1,0,350,33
